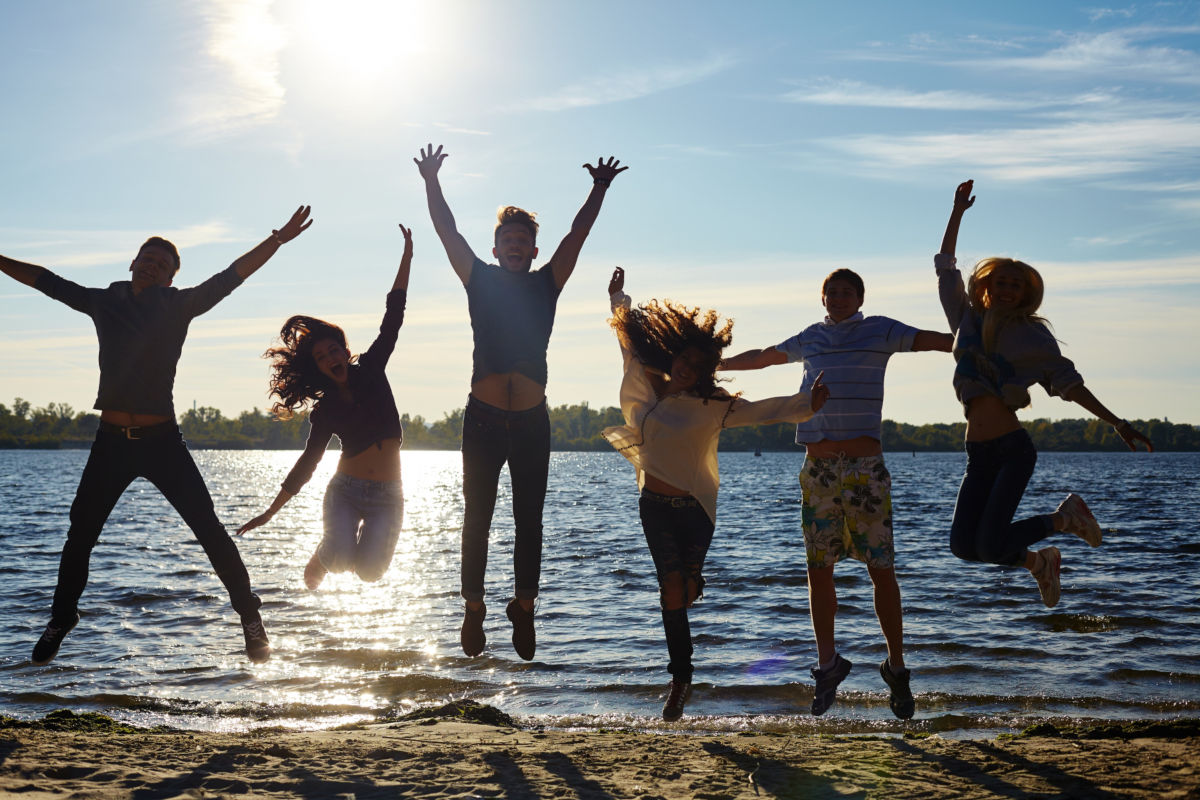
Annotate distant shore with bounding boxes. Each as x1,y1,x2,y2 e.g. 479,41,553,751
3,707,1198,798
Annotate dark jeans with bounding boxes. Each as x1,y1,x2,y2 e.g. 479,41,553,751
460,395,550,603
51,425,261,621
950,428,1053,567
639,490,715,683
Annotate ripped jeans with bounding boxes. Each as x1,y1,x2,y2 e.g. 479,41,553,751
639,490,715,684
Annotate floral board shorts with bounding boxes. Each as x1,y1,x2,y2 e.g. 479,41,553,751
800,454,895,569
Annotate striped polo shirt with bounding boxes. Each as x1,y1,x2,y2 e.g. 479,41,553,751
775,313,918,444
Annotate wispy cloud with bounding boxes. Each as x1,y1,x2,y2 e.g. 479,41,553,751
778,78,1102,111
979,30,1200,84
1,222,242,270
1085,6,1137,22
524,54,737,111
824,117,1200,181
177,0,288,139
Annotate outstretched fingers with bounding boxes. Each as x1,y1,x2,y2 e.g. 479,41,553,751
414,143,448,175
583,156,629,183
274,205,313,243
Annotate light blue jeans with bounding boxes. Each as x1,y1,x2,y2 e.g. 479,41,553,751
319,473,404,582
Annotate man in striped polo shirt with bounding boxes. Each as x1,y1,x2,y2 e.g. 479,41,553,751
721,269,951,720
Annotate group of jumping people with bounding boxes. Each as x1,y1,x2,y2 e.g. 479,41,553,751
0,150,1152,722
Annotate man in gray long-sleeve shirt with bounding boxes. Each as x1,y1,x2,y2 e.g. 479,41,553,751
0,205,312,665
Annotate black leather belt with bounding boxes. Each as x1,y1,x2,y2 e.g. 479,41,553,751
98,420,177,440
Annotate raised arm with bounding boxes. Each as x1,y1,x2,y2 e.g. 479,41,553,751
232,205,313,281
1064,385,1154,451
0,254,48,287
393,223,413,291
549,157,628,290
719,347,787,371
912,330,954,352
940,180,974,258
414,144,478,286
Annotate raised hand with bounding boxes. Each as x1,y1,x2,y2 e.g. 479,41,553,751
608,266,625,295
810,371,830,413
398,222,413,249
583,156,628,186
415,144,448,180
954,180,975,213
1115,421,1154,452
273,205,313,244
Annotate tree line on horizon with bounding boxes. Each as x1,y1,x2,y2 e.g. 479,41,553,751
1,397,1197,452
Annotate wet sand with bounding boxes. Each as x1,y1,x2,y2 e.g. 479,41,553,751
2,706,1197,799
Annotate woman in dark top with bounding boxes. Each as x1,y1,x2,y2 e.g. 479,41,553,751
238,225,412,590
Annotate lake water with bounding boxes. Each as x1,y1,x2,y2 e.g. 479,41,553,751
0,448,1196,736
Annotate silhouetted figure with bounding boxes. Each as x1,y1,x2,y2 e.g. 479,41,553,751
0,205,312,665
238,224,414,592
721,268,953,720
604,267,827,722
415,144,626,661
937,180,1151,608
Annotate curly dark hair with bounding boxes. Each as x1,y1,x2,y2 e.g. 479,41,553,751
264,315,352,419
611,299,734,400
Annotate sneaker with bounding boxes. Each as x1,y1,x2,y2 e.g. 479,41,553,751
304,551,327,590
880,659,915,720
1057,493,1102,547
506,598,536,661
662,680,692,722
31,614,79,665
1031,546,1062,608
241,614,271,663
811,653,852,716
460,603,486,657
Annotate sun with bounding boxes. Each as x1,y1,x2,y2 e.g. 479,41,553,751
290,0,437,88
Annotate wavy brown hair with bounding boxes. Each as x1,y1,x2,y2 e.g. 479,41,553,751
264,315,352,419
611,299,734,400
494,205,539,244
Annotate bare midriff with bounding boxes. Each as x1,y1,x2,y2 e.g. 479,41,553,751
804,435,883,459
643,473,689,496
337,437,402,482
100,410,173,427
471,371,546,412
964,394,1024,442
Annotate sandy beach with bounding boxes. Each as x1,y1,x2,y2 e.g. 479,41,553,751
2,705,1197,799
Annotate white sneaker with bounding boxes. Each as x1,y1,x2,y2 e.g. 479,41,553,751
1057,493,1102,547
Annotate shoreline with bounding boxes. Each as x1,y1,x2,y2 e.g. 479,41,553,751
4,707,1198,798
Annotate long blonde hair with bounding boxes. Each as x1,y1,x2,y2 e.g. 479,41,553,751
966,258,1049,353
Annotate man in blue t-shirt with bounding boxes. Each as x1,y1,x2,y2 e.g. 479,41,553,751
722,268,951,720
415,144,626,661
0,206,311,666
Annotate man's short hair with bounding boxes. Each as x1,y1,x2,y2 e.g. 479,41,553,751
822,268,864,300
494,206,539,244
138,237,181,275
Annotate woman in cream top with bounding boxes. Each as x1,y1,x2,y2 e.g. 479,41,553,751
603,267,827,722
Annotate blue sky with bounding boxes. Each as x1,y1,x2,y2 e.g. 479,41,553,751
2,1,1197,426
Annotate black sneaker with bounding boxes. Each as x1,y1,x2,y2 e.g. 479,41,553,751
662,680,692,722
880,659,915,720
506,598,536,661
31,614,79,665
241,614,271,663
461,603,486,657
810,653,852,716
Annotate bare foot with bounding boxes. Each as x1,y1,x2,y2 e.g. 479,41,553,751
304,551,327,590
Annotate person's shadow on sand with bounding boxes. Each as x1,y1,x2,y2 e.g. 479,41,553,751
889,738,1129,799
703,741,864,799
